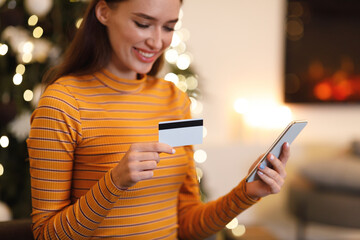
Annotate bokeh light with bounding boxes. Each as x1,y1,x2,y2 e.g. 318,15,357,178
28,15,38,26
194,149,207,164
0,136,9,148
23,89,34,102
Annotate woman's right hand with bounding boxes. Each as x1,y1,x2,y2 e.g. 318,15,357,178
110,142,175,189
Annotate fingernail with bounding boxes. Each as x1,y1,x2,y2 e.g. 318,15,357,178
269,154,274,161
172,149,176,154
258,171,264,175
259,163,265,170
285,142,290,148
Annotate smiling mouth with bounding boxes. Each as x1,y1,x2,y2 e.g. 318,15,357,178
134,47,156,58
138,49,155,58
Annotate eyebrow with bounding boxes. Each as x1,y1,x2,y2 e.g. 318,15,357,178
132,12,178,24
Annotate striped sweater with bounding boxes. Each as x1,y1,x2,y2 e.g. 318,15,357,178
27,69,258,240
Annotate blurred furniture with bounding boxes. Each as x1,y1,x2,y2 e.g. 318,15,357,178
288,152,360,240
0,218,33,240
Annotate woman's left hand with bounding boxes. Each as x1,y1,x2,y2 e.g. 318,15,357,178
245,142,290,200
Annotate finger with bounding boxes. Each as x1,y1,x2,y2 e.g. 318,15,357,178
127,151,160,163
267,154,287,179
278,142,290,165
257,171,282,194
258,165,285,188
137,170,155,181
139,160,158,171
130,142,175,154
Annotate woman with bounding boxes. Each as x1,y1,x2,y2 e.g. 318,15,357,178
27,0,290,239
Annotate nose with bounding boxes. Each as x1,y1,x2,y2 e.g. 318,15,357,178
146,28,162,50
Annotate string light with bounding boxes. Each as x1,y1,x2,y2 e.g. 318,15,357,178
0,43,8,55
76,18,83,29
164,73,179,85
23,89,34,102
16,64,26,75
22,53,33,63
22,41,34,54
186,76,198,90
176,53,191,70
194,149,207,163
165,49,178,64
33,26,44,38
0,136,9,148
226,218,239,230
232,224,246,237
170,32,181,47
195,167,203,182
176,81,187,92
13,73,23,85
0,164,4,176
28,15,38,26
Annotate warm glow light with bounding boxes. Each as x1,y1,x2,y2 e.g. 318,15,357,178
23,89,34,102
236,98,293,129
0,164,4,176
314,82,332,100
33,26,44,38
0,44,8,55
232,224,246,237
176,81,187,92
22,53,33,63
175,42,186,54
186,76,198,90
164,72,179,85
195,167,203,182
234,98,249,114
226,218,239,230
0,136,9,148
165,49,178,64
194,149,207,163
13,73,23,85
76,18,83,29
170,32,181,47
28,15,38,26
22,41,34,53
16,64,26,75
176,54,191,70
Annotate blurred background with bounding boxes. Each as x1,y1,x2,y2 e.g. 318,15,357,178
1,0,360,239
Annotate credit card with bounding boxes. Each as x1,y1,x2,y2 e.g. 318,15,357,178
158,119,203,147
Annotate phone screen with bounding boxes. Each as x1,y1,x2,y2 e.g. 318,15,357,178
246,120,308,182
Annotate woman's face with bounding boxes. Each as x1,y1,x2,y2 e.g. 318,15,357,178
97,0,181,79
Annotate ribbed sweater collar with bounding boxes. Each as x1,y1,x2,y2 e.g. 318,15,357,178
94,69,147,93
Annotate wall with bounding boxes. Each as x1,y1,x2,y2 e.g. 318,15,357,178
179,0,360,238
181,0,360,147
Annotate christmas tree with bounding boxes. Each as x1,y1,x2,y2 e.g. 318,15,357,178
0,0,204,219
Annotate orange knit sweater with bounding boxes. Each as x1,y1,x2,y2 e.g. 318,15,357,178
27,69,257,240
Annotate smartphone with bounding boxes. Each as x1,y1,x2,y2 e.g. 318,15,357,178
246,120,308,182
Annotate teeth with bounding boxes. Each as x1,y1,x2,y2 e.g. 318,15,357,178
138,49,155,58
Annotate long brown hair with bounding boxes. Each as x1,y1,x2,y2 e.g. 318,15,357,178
42,0,170,85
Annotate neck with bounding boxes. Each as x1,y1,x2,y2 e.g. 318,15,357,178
106,61,137,80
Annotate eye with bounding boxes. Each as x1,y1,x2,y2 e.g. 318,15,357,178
134,21,149,29
163,26,175,32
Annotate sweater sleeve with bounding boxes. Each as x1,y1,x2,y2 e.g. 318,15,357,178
177,146,259,240
27,83,123,240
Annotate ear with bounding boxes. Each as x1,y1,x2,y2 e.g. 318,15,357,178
95,0,111,26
